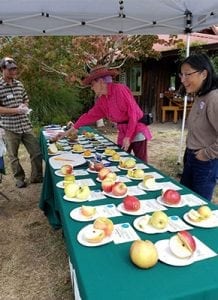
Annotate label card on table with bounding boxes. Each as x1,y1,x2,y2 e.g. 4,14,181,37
76,178,96,186
128,185,147,196
96,204,122,218
141,199,167,212
116,151,129,156
89,190,107,201
167,216,193,232
158,181,182,191
113,223,140,244
108,166,120,172
74,170,89,176
192,237,217,262
182,194,207,206
118,175,133,183
144,171,164,179
136,163,150,169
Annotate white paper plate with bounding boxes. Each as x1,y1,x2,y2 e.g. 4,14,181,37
70,207,99,222
48,150,63,156
72,149,85,154
107,157,120,162
63,195,90,202
87,168,98,174
54,169,74,177
102,190,128,199
126,174,144,180
118,165,136,171
156,196,186,208
133,215,168,234
96,176,119,183
117,203,146,216
49,153,86,169
183,212,218,228
77,224,113,247
83,154,94,159
138,182,162,191
155,239,195,266
56,181,65,188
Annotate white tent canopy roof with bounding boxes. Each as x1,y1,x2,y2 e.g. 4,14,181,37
0,0,218,36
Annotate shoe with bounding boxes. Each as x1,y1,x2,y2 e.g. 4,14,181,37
30,178,43,183
16,180,27,188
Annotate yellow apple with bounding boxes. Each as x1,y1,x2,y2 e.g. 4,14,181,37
64,182,80,198
80,205,96,217
76,185,91,200
143,175,156,188
48,143,58,154
133,169,145,179
187,209,202,222
124,158,136,168
130,240,158,269
149,211,168,229
112,153,121,161
83,228,105,243
197,206,212,219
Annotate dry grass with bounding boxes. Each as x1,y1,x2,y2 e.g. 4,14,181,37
0,122,217,300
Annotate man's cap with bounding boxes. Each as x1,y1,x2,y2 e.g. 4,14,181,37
0,57,17,69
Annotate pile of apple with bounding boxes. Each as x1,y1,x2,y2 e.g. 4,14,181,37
169,230,196,258
83,217,114,243
104,148,116,156
64,182,91,200
72,144,84,152
83,149,92,157
127,168,145,179
188,206,212,222
161,189,181,205
111,152,121,161
88,161,104,172
119,158,136,169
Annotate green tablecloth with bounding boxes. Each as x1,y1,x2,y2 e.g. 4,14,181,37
39,126,218,300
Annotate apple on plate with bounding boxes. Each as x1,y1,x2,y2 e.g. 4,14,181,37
197,206,212,219
101,178,116,193
61,164,73,175
162,189,181,205
123,195,141,211
98,167,111,180
63,174,76,187
105,172,117,181
80,205,96,217
130,240,158,269
124,158,136,169
187,209,203,222
76,185,91,200
93,217,114,236
94,161,104,172
64,182,80,198
111,182,128,196
143,175,156,188
149,211,168,229
83,228,105,243
169,230,196,258
112,153,121,161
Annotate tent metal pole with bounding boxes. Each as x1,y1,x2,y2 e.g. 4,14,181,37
177,32,190,164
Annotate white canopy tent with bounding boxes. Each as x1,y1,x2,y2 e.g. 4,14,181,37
1,0,218,162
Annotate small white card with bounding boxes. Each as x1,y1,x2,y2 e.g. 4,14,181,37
74,170,89,176
76,178,96,187
107,166,120,172
181,194,207,206
167,216,193,232
141,199,167,212
116,151,129,156
192,237,217,262
113,223,140,244
118,175,132,183
128,185,146,196
158,181,182,190
96,204,122,218
89,190,107,201
135,163,150,169
144,171,164,179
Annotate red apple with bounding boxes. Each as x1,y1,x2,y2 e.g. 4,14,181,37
60,164,73,175
123,195,141,211
101,178,116,193
112,182,128,196
178,231,196,253
169,230,196,258
105,172,117,181
98,167,111,180
162,189,181,205
94,162,104,172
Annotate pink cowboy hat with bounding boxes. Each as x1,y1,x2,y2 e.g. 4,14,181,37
82,66,119,86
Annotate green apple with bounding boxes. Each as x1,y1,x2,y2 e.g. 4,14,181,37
197,206,212,219
76,185,91,200
64,182,79,198
124,158,136,168
133,169,145,179
149,211,168,229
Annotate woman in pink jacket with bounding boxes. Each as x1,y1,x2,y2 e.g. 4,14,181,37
60,66,152,162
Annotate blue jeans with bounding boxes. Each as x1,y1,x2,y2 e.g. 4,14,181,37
180,148,218,201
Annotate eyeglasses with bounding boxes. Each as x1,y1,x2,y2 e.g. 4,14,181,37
179,70,199,79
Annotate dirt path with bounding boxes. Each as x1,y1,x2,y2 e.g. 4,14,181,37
0,122,217,300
